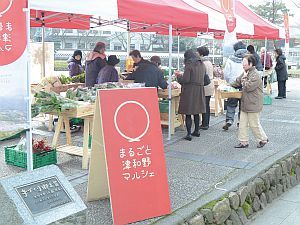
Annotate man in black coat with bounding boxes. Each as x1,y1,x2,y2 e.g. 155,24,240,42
126,50,167,89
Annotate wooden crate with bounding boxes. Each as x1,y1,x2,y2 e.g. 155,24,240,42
220,91,242,99
158,89,181,98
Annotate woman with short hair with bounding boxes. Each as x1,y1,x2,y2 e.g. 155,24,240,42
233,54,268,148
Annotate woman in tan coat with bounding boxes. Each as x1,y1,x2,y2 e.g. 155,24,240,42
177,49,206,141
233,54,268,148
197,46,214,130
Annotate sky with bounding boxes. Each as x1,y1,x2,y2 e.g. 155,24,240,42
240,0,300,27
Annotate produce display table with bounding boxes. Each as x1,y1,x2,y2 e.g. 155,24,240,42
50,83,85,94
158,89,184,134
47,83,85,131
212,79,225,117
50,102,94,170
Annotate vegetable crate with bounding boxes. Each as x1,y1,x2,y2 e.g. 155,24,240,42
159,100,169,113
5,146,57,169
220,91,242,99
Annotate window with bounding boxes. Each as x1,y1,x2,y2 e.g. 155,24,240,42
64,29,74,34
54,42,61,50
103,31,111,35
114,45,122,51
77,43,85,49
64,42,73,49
89,43,96,49
130,44,135,50
140,44,148,51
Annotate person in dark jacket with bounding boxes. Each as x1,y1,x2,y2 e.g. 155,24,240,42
126,50,167,89
150,55,162,67
274,48,288,99
177,49,206,141
247,45,263,72
97,55,120,84
67,50,84,77
85,42,107,87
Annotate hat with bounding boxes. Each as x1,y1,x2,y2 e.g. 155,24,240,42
93,42,106,53
73,49,82,58
107,55,120,66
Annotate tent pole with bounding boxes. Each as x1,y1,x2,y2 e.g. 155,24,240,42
25,2,33,171
263,37,267,78
212,39,215,64
168,24,172,141
42,25,46,78
127,21,130,56
177,35,180,70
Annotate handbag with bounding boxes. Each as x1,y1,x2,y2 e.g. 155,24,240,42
204,73,211,86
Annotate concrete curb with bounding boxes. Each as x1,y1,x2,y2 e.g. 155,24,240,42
152,143,300,225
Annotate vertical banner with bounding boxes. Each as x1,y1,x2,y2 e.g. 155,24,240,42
220,0,236,33
220,0,237,57
283,13,290,57
0,0,28,140
98,88,171,225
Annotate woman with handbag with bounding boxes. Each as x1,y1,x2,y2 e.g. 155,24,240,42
177,49,206,141
197,46,213,130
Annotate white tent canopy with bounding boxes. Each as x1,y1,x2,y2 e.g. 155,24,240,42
30,0,118,20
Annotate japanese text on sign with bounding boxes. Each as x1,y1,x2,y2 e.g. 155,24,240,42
0,21,13,52
15,176,73,215
119,145,155,181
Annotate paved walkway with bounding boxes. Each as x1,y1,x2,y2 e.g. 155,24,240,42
1,78,300,224
249,183,300,225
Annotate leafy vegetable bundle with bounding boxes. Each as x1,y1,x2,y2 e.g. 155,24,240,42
32,91,78,117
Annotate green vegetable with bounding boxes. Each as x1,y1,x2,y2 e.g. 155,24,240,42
32,91,78,117
59,75,72,84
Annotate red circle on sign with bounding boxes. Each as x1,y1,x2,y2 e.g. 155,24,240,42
115,102,149,139
0,0,27,66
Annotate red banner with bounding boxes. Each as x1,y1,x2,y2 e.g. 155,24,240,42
0,0,27,66
284,13,290,44
98,88,171,225
220,0,236,33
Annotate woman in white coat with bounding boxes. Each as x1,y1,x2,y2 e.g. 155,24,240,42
197,46,214,130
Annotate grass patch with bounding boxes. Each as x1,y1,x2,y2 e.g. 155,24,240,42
290,169,296,176
242,202,252,217
200,196,227,210
54,60,68,71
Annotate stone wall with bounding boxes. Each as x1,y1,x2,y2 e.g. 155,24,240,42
183,151,300,225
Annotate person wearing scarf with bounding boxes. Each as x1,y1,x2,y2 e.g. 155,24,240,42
85,42,107,87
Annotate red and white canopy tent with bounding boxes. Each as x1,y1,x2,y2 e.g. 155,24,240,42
28,0,284,145
30,0,284,39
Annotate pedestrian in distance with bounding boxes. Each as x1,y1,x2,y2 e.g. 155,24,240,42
232,54,268,148
274,48,288,99
197,46,213,130
260,47,273,88
177,49,206,141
